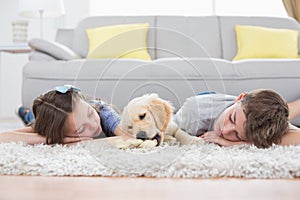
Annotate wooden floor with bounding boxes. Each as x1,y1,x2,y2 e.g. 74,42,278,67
0,176,299,200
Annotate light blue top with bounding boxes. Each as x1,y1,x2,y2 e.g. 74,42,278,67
174,92,236,136
89,100,120,137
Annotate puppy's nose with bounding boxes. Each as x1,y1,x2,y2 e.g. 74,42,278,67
136,131,148,140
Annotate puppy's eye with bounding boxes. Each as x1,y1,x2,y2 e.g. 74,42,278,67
139,113,146,120
128,126,132,129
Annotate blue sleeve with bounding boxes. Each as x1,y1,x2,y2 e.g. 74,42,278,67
89,100,120,137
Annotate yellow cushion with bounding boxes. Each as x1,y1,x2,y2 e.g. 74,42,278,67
86,23,151,60
233,25,299,61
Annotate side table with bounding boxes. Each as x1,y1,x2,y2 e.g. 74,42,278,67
0,43,31,53
0,43,31,119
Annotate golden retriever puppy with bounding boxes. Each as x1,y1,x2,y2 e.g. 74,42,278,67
120,93,204,148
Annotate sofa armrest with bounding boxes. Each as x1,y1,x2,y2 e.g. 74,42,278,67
29,50,57,61
28,38,82,61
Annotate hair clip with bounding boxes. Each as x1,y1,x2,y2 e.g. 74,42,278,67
55,84,81,94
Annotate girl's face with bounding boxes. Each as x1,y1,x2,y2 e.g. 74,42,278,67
64,99,102,138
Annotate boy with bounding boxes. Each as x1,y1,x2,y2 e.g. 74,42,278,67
174,89,300,148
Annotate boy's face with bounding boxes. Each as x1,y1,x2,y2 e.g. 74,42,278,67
213,101,247,142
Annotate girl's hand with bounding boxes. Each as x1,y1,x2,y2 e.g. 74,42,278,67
63,136,93,144
114,126,134,138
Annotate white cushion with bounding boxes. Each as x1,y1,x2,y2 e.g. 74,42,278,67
29,51,57,61
28,38,81,60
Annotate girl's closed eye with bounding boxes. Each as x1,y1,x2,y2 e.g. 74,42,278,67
76,126,85,135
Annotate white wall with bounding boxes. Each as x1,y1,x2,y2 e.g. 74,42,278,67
0,0,30,119
90,0,288,17
0,0,90,44
0,0,290,119
90,0,214,16
0,0,89,119
0,0,59,44
63,0,90,28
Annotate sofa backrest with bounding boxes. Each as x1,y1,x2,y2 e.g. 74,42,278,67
72,16,156,59
70,15,300,60
219,16,300,61
155,16,222,59
55,28,74,49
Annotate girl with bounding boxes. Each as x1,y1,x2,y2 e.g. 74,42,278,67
0,85,130,144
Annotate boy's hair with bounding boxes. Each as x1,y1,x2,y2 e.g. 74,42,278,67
32,90,85,144
241,89,289,148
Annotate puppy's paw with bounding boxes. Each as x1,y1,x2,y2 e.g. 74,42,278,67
189,137,205,145
111,138,144,149
163,135,177,144
138,140,158,148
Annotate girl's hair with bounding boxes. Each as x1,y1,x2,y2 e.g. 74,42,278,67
32,90,85,144
241,89,289,148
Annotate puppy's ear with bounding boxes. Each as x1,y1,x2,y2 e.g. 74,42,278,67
148,97,173,132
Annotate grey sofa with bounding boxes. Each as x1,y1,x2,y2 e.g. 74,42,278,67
23,15,300,125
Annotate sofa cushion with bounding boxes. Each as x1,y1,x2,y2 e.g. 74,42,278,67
155,16,222,59
219,16,300,60
233,58,300,78
231,58,300,104
86,23,151,60
72,16,156,58
234,25,299,60
22,58,234,110
55,29,74,49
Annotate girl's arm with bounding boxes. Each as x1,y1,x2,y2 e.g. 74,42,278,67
97,102,133,138
114,125,133,138
1,127,92,145
0,127,46,144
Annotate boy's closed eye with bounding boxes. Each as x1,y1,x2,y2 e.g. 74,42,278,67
229,112,236,124
230,112,243,141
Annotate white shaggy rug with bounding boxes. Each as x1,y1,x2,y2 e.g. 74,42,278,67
1,141,300,178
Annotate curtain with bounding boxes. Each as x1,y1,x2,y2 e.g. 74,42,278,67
282,0,300,23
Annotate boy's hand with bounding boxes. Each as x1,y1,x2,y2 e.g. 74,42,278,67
200,131,240,146
199,131,249,146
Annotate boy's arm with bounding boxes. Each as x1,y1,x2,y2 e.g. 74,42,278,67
0,127,46,144
200,131,248,146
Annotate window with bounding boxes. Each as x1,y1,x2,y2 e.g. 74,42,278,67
215,0,287,17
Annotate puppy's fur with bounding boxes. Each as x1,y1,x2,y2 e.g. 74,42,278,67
120,93,204,146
